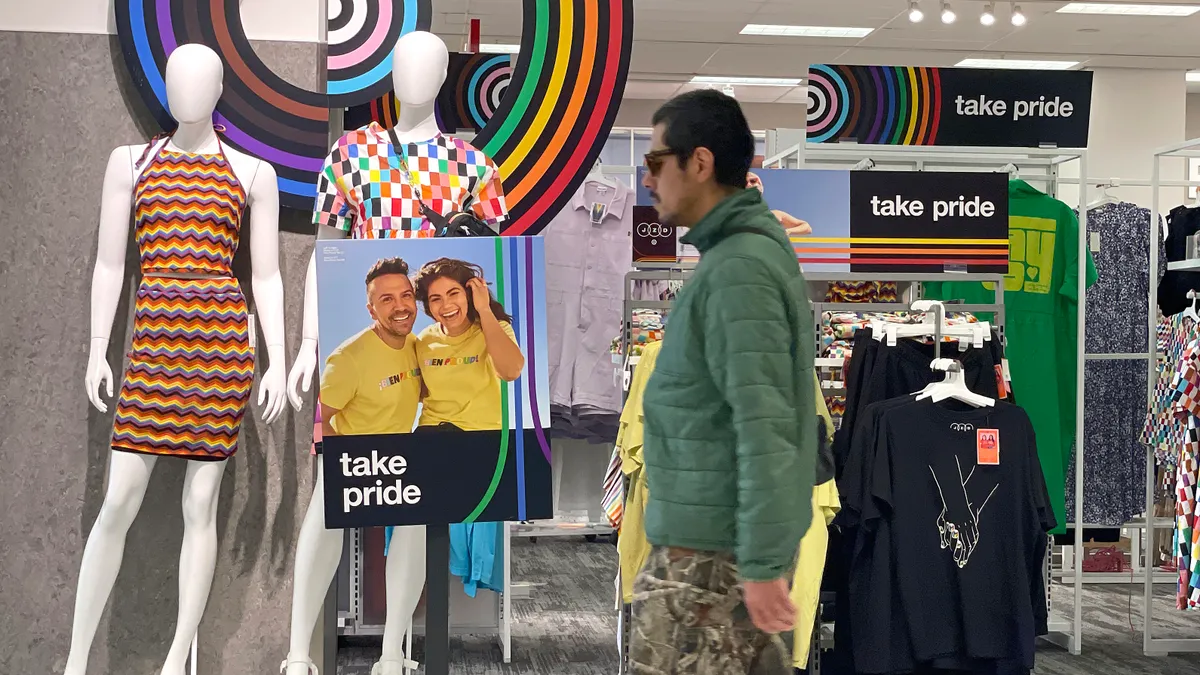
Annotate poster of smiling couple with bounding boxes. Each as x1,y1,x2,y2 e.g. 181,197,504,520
315,236,553,529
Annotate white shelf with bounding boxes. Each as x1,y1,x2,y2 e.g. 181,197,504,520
1167,259,1200,271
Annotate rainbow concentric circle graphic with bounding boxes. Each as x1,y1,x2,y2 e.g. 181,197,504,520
327,0,431,104
807,64,943,145
116,0,633,234
457,53,513,131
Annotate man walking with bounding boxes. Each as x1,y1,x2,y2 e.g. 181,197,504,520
631,90,817,673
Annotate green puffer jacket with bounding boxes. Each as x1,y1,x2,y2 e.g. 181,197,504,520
641,188,816,582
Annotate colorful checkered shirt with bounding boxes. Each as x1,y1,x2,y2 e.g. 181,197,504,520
313,122,507,238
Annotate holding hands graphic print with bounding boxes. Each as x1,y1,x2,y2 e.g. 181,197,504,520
930,456,999,569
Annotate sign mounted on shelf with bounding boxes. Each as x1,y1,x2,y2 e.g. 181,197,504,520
315,237,553,529
632,206,678,263
636,168,1009,273
849,171,1010,274
806,64,1092,148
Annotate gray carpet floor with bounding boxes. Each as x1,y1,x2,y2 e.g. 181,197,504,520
338,539,1200,674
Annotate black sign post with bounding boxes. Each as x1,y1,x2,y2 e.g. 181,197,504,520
807,65,1092,148
848,171,1010,274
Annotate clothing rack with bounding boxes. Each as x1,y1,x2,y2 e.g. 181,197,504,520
766,142,1092,657
1142,138,1200,655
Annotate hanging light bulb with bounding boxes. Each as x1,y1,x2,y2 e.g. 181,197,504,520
1011,3,1027,26
941,0,957,24
980,2,996,25
908,0,924,22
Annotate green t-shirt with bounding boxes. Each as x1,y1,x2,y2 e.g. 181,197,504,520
924,180,1097,533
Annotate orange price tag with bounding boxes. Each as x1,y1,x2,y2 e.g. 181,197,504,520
977,428,1000,465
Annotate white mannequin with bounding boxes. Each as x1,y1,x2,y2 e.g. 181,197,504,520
68,44,288,675
282,31,449,675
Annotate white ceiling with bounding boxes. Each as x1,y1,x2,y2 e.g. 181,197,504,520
432,0,1200,101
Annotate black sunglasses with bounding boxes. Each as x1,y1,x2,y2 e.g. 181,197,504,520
643,148,682,177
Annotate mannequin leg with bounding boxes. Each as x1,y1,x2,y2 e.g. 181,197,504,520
284,462,344,675
63,451,158,675
159,459,228,675
379,525,427,673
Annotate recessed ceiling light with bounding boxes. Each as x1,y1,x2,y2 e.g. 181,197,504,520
956,58,1079,70
909,0,925,22
1187,71,1200,83
942,0,957,23
740,24,874,38
690,75,803,87
1011,3,1028,26
981,2,996,25
479,43,519,54
1057,3,1200,16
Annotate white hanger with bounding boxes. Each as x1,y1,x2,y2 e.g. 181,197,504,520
873,299,990,350
852,157,876,171
1001,162,1020,179
1183,290,1200,323
1086,179,1120,211
586,157,618,190
916,358,995,408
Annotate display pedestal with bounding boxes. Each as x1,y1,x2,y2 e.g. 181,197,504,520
425,523,451,675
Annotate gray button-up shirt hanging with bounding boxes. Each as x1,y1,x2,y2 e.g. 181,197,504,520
543,180,635,414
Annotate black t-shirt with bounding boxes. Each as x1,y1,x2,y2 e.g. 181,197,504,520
849,397,1055,673
1159,205,1200,316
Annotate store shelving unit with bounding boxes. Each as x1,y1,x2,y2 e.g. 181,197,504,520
765,142,1092,656
1142,137,1200,656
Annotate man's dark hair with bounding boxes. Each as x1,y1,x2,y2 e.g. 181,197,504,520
365,257,410,287
651,89,755,189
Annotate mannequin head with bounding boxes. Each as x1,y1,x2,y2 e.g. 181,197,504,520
391,31,449,106
165,44,223,124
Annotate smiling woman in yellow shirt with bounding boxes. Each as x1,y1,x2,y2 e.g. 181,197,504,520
412,257,525,431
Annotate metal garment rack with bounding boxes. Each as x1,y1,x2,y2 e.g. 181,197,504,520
765,142,1092,656
1143,139,1200,655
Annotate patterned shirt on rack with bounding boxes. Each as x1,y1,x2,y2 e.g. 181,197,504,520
1167,340,1200,609
1144,313,1198,467
313,122,507,238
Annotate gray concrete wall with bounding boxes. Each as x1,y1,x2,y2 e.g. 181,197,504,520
0,31,319,675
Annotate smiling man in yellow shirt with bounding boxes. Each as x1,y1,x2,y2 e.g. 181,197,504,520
320,257,423,437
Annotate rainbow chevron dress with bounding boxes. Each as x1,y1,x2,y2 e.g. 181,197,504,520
110,135,254,460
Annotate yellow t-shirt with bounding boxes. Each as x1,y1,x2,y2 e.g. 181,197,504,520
416,321,517,432
616,340,662,604
791,378,841,668
319,327,422,436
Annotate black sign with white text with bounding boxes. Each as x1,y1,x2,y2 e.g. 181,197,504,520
322,428,553,528
632,205,678,263
849,171,1009,274
807,65,1092,148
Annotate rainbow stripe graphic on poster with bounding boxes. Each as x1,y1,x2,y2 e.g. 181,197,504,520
808,64,943,145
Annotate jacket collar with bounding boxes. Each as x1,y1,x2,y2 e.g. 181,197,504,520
572,179,631,221
680,188,772,252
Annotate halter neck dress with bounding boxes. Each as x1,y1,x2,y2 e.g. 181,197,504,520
110,133,255,460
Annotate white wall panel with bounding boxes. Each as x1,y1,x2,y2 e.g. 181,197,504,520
1,0,324,43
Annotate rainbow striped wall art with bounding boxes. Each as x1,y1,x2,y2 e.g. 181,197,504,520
115,0,634,233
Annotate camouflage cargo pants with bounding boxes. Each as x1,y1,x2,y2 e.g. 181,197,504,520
629,546,791,675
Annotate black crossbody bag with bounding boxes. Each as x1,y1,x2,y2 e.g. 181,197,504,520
386,127,494,237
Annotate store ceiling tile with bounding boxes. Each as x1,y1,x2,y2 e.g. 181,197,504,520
696,44,847,78
622,81,686,99
629,40,724,76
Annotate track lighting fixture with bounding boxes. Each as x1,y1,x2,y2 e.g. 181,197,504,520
981,2,996,25
941,1,957,24
908,0,924,22
1011,3,1027,25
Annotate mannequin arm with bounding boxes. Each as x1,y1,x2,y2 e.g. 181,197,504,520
287,226,348,410
86,147,136,412
247,161,288,423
